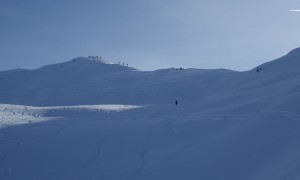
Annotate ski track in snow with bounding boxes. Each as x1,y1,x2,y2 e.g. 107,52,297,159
120,113,253,180
142,113,256,167
0,127,23,180
178,113,255,124
164,118,179,138
276,111,300,122
0,156,11,180
121,150,147,180
284,168,300,180
120,117,180,180
164,142,198,160
32,122,73,141
81,138,104,168
0,128,21,180
280,155,300,180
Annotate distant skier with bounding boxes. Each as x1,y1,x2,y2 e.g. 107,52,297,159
175,100,178,106
256,67,263,72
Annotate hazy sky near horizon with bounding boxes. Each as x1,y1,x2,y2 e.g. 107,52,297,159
1,0,300,71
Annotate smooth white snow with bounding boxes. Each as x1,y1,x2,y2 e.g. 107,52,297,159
0,104,142,127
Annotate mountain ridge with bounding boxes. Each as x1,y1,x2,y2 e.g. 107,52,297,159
0,48,300,106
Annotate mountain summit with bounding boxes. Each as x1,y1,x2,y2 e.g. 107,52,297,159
39,57,134,73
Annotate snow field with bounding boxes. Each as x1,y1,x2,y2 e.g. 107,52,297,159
1,48,300,179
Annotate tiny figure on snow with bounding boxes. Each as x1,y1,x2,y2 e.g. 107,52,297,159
175,100,178,106
256,66,263,72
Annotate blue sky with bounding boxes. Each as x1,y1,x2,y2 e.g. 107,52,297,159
1,0,300,71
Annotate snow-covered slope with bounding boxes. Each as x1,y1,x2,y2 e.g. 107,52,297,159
0,57,239,106
1,48,299,107
0,49,300,180
255,47,300,74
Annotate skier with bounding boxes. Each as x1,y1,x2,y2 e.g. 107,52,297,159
175,100,178,106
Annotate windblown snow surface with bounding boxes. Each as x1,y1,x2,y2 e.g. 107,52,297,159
0,48,300,180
